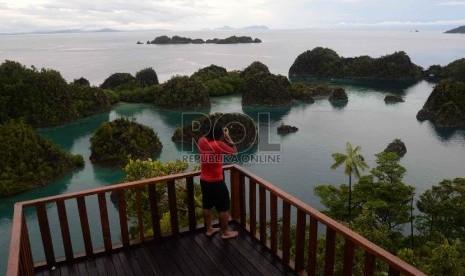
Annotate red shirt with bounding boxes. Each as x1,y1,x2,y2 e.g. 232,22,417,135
198,137,235,182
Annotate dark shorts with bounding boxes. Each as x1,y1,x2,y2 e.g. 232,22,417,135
200,179,230,212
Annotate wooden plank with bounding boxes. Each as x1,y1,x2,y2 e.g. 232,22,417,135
192,234,236,276
94,256,108,276
239,173,246,227
307,216,318,276
186,177,197,232
76,197,93,257
259,185,267,246
342,238,355,276
179,235,222,275
97,193,112,252
282,201,291,264
99,254,118,276
295,209,306,272
364,252,375,276
110,251,127,276
135,188,145,241
56,200,74,261
270,193,278,253
131,246,160,275
388,265,401,276
36,203,55,265
162,240,198,276
84,257,99,276
230,168,240,220
21,215,34,276
324,227,337,276
249,179,257,237
167,180,179,236
147,185,161,239
118,190,130,248
143,241,176,275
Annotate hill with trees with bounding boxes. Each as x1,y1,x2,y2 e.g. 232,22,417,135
0,60,113,127
145,35,261,45
154,76,210,109
190,65,245,96
241,61,292,106
0,120,84,196
90,118,162,167
416,80,465,127
424,58,465,82
289,47,423,80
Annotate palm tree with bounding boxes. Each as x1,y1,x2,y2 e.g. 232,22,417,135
331,142,369,219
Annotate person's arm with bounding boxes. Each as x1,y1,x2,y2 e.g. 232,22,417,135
222,128,237,154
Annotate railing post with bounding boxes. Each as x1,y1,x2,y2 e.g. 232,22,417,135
230,167,241,221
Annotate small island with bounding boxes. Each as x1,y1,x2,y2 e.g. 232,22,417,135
277,124,298,134
90,118,163,167
416,80,465,127
329,87,348,102
384,95,404,103
144,35,262,45
155,76,211,109
241,61,292,106
172,113,258,149
383,139,407,158
445,26,465,34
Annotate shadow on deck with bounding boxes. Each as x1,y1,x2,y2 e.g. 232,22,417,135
35,223,294,276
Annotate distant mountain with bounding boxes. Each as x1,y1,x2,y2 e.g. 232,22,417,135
445,26,465,34
0,28,122,35
210,25,269,31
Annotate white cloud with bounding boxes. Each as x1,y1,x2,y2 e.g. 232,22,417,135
436,1,465,5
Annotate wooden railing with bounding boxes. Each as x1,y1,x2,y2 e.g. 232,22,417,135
7,165,426,276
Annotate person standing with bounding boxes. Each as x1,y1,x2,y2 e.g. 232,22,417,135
198,123,238,239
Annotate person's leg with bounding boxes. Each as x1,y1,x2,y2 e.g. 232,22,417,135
204,208,219,236
219,210,238,239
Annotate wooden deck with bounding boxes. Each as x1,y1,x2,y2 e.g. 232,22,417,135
34,223,295,276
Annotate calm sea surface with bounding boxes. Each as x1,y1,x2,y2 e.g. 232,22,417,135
1,29,465,273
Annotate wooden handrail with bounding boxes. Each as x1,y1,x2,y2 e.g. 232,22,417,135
7,164,425,276
230,165,426,276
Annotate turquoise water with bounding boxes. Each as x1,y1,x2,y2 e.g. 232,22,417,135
1,29,465,273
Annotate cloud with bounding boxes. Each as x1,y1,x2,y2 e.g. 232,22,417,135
436,1,465,5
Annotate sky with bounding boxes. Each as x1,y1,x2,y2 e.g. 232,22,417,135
0,0,464,33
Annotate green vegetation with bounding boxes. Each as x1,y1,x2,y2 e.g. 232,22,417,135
146,35,261,44
0,60,112,127
191,65,245,96
90,118,162,167
416,80,465,127
155,75,210,109
0,120,84,197
312,144,465,275
241,61,292,106
329,142,369,219
172,112,258,149
425,58,465,82
122,159,203,237
289,47,423,80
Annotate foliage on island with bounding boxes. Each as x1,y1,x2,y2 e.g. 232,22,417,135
309,145,465,275
416,80,465,127
154,76,211,109
288,47,423,80
0,120,84,197
146,35,261,45
172,112,258,149
122,159,203,237
0,60,113,127
383,139,407,157
241,61,292,106
328,87,348,102
424,58,465,82
384,94,404,103
190,65,245,96
90,118,162,167
444,25,465,34
277,123,298,134
100,67,159,91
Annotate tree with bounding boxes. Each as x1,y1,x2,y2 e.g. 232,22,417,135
330,142,368,219
135,67,159,87
354,152,414,231
416,178,465,240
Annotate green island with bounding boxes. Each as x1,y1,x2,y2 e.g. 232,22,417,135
0,120,84,197
172,112,258,149
90,118,163,167
142,35,262,45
